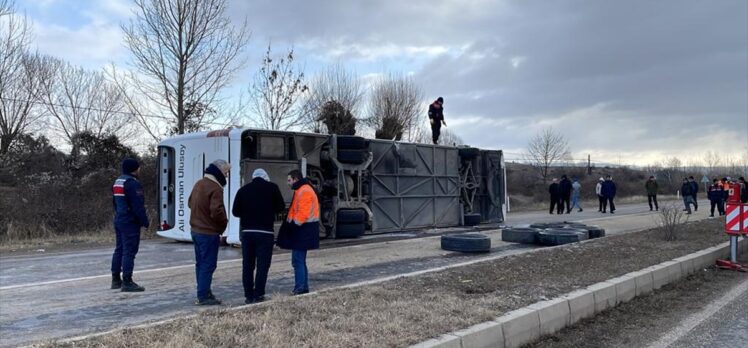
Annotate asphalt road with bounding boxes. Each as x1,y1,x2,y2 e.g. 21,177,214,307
0,201,706,347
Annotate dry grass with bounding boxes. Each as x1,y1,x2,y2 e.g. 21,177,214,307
43,219,728,348
509,194,678,212
0,226,157,253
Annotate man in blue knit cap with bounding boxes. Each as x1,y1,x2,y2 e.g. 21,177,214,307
111,158,149,292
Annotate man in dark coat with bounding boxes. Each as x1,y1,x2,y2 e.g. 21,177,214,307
707,179,725,217
645,176,659,211
111,158,149,292
681,178,695,214
688,176,699,211
559,175,572,214
548,178,562,214
601,175,617,214
279,170,320,295
232,168,286,304
428,97,447,144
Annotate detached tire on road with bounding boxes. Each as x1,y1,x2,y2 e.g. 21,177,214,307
335,222,365,238
337,150,367,164
576,226,605,239
441,233,491,253
530,223,552,229
501,227,540,244
463,213,482,226
538,228,589,246
337,136,367,150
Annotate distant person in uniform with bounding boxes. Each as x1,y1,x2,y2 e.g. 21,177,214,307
548,178,562,214
707,178,725,217
571,177,583,212
559,175,572,214
739,177,748,203
278,170,320,295
596,177,605,212
645,176,659,211
680,177,695,214
688,176,699,211
189,159,231,305
601,175,617,214
111,158,149,292
428,97,447,144
232,168,286,304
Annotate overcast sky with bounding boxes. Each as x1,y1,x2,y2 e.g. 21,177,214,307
15,0,748,166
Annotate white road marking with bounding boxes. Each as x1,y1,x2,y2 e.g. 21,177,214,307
646,278,748,348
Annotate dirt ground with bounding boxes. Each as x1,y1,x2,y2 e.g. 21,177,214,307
40,218,732,348
528,254,748,348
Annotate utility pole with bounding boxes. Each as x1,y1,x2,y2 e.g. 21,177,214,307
587,154,592,175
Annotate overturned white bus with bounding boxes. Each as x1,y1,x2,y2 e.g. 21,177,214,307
156,128,507,244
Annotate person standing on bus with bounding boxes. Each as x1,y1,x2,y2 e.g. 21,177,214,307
111,158,149,292
188,159,230,305
232,168,285,304
279,169,320,295
428,97,447,144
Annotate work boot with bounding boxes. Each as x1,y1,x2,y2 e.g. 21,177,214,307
111,273,122,290
121,273,145,292
195,297,222,306
578,209,583,212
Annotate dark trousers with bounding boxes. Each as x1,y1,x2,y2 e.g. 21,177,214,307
692,194,698,210
431,125,441,144
562,196,571,213
602,197,615,212
550,196,561,214
240,232,275,300
710,200,725,216
598,195,605,211
111,225,141,275
192,232,220,300
648,194,659,210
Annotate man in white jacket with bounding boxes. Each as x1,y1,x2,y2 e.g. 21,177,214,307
595,178,604,213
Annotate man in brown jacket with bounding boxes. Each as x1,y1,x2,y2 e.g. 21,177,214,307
189,159,230,305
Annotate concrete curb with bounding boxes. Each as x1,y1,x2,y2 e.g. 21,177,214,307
410,237,745,348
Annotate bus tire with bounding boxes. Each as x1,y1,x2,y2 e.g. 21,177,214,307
337,150,367,164
335,222,365,239
538,229,588,246
336,209,366,224
501,227,540,244
337,136,367,150
441,233,491,253
463,213,482,226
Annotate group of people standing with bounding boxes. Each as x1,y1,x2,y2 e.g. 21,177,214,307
110,158,320,306
548,175,619,215
703,176,747,217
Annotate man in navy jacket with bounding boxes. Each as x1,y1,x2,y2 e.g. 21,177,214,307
111,158,149,292
232,168,286,304
601,175,617,214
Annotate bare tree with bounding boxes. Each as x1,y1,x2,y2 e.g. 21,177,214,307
246,45,307,130
38,59,133,145
0,8,50,156
301,64,364,134
121,0,248,136
366,73,423,141
702,150,721,176
524,127,571,182
655,202,689,241
0,0,13,17
439,128,464,146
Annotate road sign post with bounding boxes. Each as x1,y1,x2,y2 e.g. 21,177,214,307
717,202,748,272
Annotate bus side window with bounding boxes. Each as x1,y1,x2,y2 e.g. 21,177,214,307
242,133,258,159
288,136,297,160
259,135,285,160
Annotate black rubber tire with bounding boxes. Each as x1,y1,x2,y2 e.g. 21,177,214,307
337,136,367,150
538,228,589,246
573,226,606,239
458,147,480,159
501,227,540,244
337,150,367,164
336,209,366,224
463,213,482,226
441,233,491,253
530,223,552,229
335,222,365,238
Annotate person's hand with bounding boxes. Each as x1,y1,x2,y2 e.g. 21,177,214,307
442,120,447,127
429,119,434,125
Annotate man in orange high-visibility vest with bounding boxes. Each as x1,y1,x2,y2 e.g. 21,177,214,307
282,169,320,295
